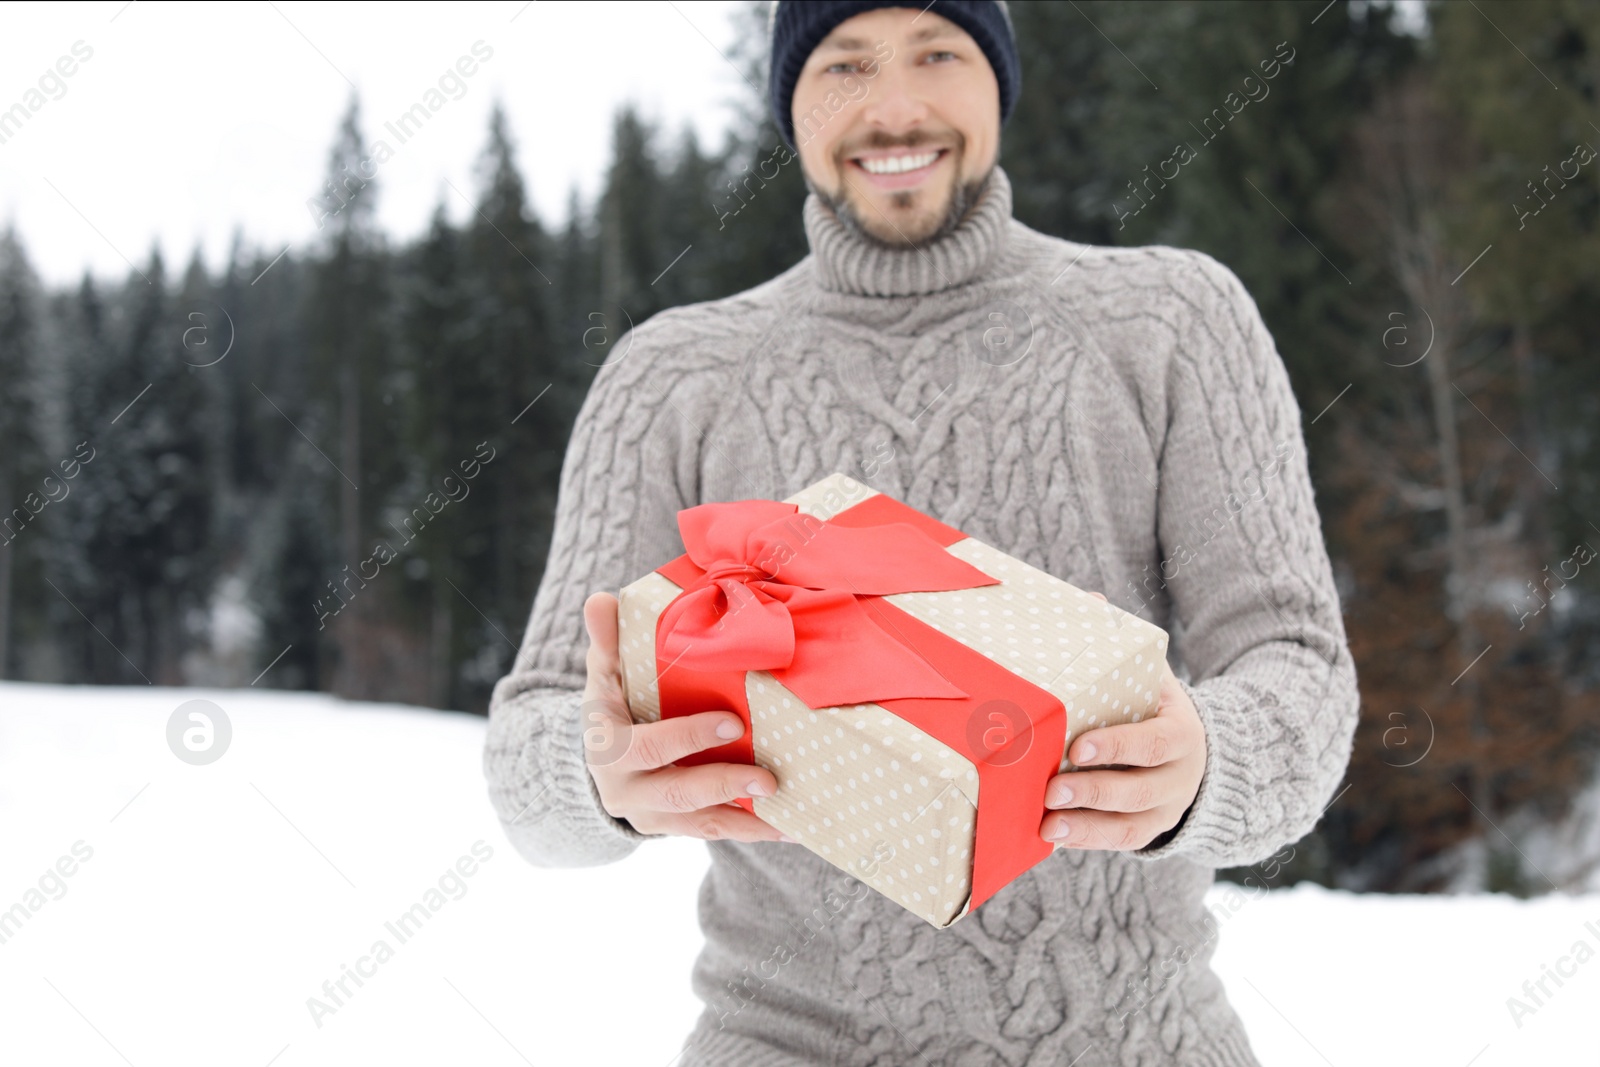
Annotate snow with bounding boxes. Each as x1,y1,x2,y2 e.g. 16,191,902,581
1,682,1595,1066
1212,883,1598,1066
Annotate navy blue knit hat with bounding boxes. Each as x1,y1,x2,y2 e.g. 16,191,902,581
767,1,1021,152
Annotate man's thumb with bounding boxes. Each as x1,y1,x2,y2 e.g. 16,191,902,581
584,591,620,651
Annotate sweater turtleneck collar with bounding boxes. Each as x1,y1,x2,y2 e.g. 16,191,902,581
802,164,1014,299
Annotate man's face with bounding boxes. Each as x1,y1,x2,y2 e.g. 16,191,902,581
791,6,1001,248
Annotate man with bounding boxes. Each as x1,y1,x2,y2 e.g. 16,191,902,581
484,2,1359,1063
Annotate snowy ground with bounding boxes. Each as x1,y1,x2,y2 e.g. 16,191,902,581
1,682,1595,1067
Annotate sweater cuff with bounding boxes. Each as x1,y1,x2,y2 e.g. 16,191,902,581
1129,677,1254,865
488,687,649,866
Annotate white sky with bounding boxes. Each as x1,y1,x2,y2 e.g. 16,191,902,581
0,0,750,287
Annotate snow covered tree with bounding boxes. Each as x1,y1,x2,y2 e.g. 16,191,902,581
453,103,559,707
0,226,42,677
398,204,482,708
48,250,213,684
300,96,412,699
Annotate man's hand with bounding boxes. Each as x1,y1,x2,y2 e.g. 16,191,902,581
1039,597,1207,852
579,592,785,844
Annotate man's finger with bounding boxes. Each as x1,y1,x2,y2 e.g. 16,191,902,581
583,592,624,701
1043,767,1166,814
619,711,751,772
674,804,788,843
1069,715,1191,769
633,761,777,814
1040,807,1166,851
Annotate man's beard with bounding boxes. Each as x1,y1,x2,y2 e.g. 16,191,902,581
808,143,995,250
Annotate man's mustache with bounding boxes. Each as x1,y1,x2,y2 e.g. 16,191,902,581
836,130,965,160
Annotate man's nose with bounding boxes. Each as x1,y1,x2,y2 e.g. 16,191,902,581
858,60,928,133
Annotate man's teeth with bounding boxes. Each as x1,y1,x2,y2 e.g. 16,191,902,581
859,151,940,175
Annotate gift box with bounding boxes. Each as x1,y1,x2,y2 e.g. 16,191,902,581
616,472,1169,928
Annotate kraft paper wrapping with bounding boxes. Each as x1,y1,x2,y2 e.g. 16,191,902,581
616,473,1169,928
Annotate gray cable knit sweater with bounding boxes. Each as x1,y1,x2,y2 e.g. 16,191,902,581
483,164,1359,1067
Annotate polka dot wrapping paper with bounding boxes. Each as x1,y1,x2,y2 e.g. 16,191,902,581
617,472,1169,928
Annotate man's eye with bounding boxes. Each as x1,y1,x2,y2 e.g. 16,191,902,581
825,61,861,74
924,50,957,63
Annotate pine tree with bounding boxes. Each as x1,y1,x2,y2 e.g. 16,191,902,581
358,102,554,709
49,249,214,684
702,114,810,298
1433,0,1600,631
0,226,42,677
598,107,670,325
49,274,111,679
224,238,329,690
704,1,810,291
656,125,720,309
300,96,410,699
399,203,482,708
552,185,600,411
255,458,333,691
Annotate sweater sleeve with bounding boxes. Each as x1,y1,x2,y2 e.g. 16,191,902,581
482,318,709,868
1129,251,1359,869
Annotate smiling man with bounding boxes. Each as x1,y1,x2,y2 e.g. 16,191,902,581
484,2,1358,1065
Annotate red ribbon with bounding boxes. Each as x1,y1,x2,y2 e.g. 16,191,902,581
652,490,1068,917
656,498,1000,709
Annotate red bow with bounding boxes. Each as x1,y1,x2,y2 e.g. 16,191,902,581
655,499,1001,710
